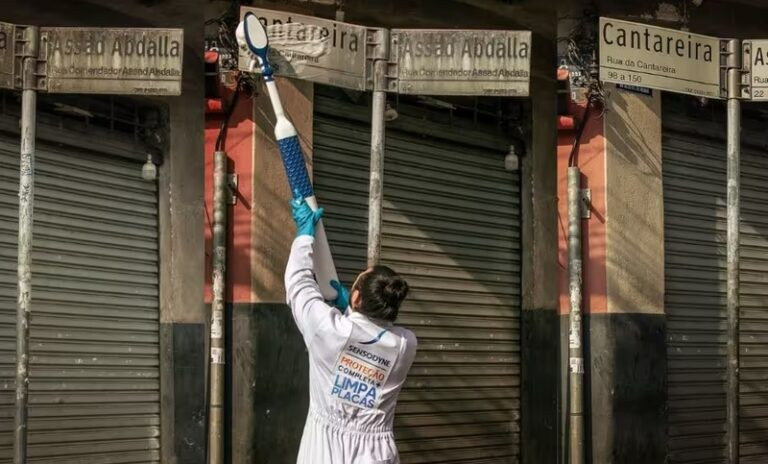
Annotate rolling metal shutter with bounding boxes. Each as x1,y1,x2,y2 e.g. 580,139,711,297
314,88,522,463
0,112,160,462
663,99,768,464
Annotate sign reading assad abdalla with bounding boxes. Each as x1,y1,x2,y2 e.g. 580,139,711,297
599,17,722,99
391,29,531,96
43,27,183,95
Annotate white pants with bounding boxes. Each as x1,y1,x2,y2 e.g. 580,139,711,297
296,407,399,464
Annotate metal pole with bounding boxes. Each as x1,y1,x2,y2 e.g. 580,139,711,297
14,26,39,464
207,150,228,464
567,166,584,464
725,38,741,464
367,30,389,266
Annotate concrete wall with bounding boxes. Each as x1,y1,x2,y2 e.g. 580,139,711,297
605,84,664,315
598,84,666,463
520,14,560,464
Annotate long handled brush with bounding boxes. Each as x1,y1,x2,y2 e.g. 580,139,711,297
237,13,339,299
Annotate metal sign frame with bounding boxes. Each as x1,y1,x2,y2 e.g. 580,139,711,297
389,28,531,96
741,40,768,100
42,27,183,95
598,17,725,99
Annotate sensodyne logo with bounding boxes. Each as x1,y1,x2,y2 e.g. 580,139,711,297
331,343,395,409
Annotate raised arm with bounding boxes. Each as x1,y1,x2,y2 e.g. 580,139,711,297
285,234,333,341
284,194,348,343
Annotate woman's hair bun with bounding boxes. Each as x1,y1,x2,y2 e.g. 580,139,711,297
355,265,410,322
382,278,409,308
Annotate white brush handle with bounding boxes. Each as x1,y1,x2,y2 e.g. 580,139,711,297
264,79,339,300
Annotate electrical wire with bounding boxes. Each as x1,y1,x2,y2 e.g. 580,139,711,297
567,101,592,168
214,75,244,152
561,11,606,167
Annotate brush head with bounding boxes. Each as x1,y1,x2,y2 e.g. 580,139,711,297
237,12,272,75
243,13,269,52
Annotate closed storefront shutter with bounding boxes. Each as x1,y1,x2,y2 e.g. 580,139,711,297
314,87,522,463
663,97,768,464
0,104,160,462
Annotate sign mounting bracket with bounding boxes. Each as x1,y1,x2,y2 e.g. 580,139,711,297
13,25,46,91
365,28,396,92
720,38,746,100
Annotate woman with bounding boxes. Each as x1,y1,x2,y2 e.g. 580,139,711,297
285,194,418,464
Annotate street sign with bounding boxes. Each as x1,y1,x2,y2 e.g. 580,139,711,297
742,40,768,100
599,17,722,99
43,27,183,95
0,22,16,89
391,29,531,96
238,7,379,91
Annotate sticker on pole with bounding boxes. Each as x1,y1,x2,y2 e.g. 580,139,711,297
239,7,382,91
599,17,723,99
0,22,16,89
42,27,183,95
742,40,768,100
391,29,531,96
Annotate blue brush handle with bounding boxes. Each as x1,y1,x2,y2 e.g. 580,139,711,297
277,136,314,199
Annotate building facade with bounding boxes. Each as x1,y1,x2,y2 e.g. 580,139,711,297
1,0,767,463
0,1,206,463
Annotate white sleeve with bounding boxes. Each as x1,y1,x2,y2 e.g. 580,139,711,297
284,235,346,344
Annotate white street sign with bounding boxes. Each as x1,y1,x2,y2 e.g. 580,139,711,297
391,29,531,96
0,22,16,89
43,27,183,95
239,7,378,91
599,17,723,99
742,40,768,100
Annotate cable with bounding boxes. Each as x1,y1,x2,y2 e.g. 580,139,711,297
568,101,592,168
215,76,244,152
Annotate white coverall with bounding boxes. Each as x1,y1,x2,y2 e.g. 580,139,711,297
285,235,418,464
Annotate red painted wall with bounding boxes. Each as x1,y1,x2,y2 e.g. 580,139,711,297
204,93,254,304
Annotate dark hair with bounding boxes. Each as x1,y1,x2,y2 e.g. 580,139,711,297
353,265,410,322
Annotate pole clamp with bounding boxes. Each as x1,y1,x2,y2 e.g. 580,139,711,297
14,26,46,91
720,38,748,99
366,28,396,92
740,41,761,100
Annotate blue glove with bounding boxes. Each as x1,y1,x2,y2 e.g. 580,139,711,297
329,280,350,313
290,190,324,237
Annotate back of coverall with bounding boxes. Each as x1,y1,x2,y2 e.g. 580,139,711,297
285,235,418,464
